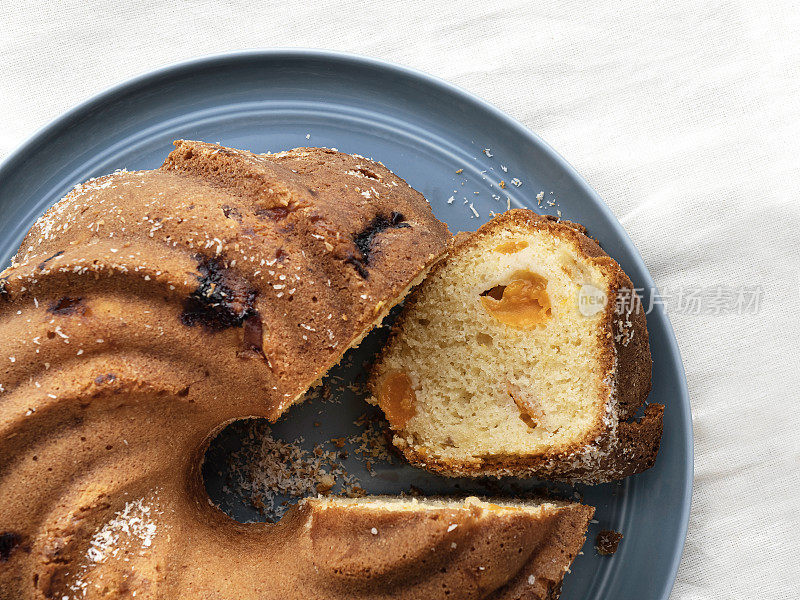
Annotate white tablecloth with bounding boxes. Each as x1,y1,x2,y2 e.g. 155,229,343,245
2,2,798,598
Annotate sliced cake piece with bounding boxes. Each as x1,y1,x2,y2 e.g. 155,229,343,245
299,495,594,600
369,209,663,483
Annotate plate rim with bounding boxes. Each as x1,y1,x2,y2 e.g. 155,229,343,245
0,48,693,600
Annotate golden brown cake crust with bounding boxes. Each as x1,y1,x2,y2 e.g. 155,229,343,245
369,209,663,483
302,498,594,600
1,141,450,416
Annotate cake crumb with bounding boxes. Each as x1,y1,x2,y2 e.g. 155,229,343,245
595,529,623,555
225,421,364,521
347,485,367,498
315,473,335,494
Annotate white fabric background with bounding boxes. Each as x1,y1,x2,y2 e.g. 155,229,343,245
2,2,798,598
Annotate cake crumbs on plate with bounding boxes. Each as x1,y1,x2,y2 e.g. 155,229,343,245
348,414,396,473
226,421,363,521
224,400,395,520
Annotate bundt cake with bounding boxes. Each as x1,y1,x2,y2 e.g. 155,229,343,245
369,209,664,483
0,139,540,599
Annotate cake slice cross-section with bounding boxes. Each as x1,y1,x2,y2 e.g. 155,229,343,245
369,209,663,483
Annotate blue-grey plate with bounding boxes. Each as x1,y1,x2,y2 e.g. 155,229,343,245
0,50,691,600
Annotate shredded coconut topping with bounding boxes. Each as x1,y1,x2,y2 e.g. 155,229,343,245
85,496,161,564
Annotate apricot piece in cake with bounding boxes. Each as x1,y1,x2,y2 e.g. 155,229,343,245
507,384,544,429
494,240,529,254
378,371,417,429
480,270,551,328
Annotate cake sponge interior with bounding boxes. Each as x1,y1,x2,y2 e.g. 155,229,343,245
370,212,630,469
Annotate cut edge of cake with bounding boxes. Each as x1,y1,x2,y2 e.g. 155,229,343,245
368,209,663,483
